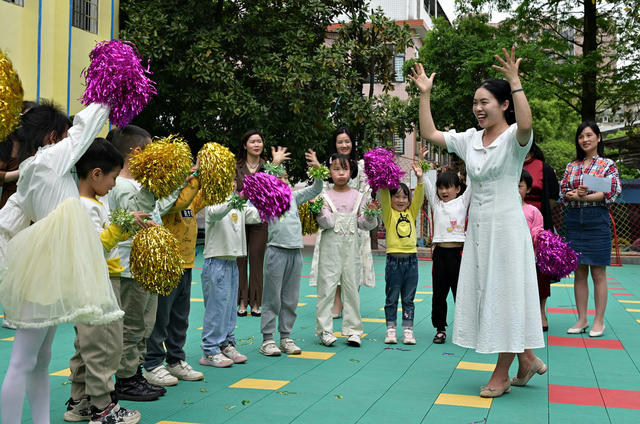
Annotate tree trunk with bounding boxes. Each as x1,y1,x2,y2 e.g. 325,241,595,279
581,0,598,122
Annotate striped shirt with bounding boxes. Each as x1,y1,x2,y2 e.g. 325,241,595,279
560,155,621,208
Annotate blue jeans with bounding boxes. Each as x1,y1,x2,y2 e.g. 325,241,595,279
201,258,238,355
384,254,418,327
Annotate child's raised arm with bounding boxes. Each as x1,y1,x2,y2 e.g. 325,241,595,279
409,163,425,218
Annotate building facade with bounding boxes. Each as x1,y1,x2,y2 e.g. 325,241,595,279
1,0,119,116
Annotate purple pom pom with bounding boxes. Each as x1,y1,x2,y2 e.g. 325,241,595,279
363,147,405,193
535,230,579,280
240,172,292,222
80,39,157,128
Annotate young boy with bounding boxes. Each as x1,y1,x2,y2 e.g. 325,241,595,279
65,138,148,423
260,151,323,356
106,126,164,401
200,190,261,367
424,168,471,344
143,167,205,386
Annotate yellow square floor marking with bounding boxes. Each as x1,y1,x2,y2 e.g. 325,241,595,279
0,314,3,318
1,337,14,341
191,281,199,285
553,284,574,287
380,307,402,311
415,298,424,303
619,300,640,303
289,351,335,360
229,378,289,390
333,332,367,338
298,303,307,307
435,393,492,409
51,368,71,377
197,327,203,330
626,309,640,312
456,361,496,372
637,320,640,324
568,274,574,278
305,294,317,298
191,298,203,302
416,291,432,295
362,318,386,323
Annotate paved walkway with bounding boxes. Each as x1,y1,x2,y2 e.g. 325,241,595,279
1,248,639,423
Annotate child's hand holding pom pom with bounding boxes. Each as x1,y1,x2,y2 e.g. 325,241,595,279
197,142,236,205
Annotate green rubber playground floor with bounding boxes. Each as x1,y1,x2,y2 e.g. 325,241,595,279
2,247,640,423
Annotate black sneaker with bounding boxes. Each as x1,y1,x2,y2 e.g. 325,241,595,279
64,396,91,422
114,377,161,402
89,402,140,424
134,366,166,395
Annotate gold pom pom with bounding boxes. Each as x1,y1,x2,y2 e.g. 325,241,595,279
130,226,184,296
298,201,319,235
197,142,236,205
0,50,24,142
129,134,193,198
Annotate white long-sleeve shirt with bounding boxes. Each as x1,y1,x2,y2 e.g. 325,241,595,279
203,200,261,259
424,170,472,243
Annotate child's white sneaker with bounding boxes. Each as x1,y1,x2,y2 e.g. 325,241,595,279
260,340,282,356
166,360,204,381
346,334,361,347
403,327,416,345
199,353,233,368
145,364,179,386
384,327,397,344
320,331,337,346
222,345,248,364
280,338,302,355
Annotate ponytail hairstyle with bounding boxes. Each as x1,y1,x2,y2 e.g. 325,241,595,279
476,78,515,125
574,121,604,161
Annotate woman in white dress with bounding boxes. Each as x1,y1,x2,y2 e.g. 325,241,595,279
310,128,375,317
409,47,546,398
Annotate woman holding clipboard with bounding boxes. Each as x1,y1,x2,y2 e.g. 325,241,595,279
560,121,621,337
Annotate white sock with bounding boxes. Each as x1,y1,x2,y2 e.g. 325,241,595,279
1,326,57,424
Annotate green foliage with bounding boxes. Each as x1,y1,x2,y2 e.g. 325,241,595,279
121,0,414,182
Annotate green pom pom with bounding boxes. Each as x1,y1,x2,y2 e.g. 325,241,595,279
109,207,139,235
308,197,324,214
263,162,285,177
228,194,247,211
419,161,432,172
308,166,329,181
363,202,381,218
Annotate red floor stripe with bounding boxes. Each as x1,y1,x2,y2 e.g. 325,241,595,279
301,275,310,278
548,336,624,349
611,292,634,296
608,287,627,290
607,282,621,285
547,308,595,315
549,384,640,409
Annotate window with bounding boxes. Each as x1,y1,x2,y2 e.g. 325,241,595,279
3,0,24,5
392,134,405,155
72,0,98,34
394,54,405,83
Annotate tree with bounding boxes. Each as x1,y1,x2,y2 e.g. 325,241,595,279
120,0,415,181
457,0,640,123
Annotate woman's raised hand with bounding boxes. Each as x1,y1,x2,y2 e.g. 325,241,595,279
305,149,321,168
492,46,522,84
408,62,436,94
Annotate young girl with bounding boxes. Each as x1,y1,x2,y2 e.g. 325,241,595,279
315,154,378,347
410,47,545,397
200,189,261,367
0,103,123,424
424,168,471,344
519,169,552,332
379,164,424,345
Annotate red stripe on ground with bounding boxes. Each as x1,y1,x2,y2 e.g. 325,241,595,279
607,282,621,285
548,336,624,349
611,292,634,296
301,275,310,278
608,287,627,290
547,308,595,315
549,384,640,409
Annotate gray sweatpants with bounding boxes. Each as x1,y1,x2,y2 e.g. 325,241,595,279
261,246,302,340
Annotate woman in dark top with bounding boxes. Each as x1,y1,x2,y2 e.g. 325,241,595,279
523,142,559,330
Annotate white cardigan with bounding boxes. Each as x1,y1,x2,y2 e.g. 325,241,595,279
202,201,261,259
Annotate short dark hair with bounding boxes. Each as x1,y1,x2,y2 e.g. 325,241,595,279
107,125,151,157
76,138,124,179
574,121,604,161
436,171,461,190
327,153,357,183
237,129,265,162
390,183,411,203
520,168,533,189
476,78,515,125
328,127,358,162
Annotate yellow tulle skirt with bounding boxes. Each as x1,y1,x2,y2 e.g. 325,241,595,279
0,197,123,328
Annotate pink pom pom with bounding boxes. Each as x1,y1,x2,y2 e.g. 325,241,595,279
363,147,405,193
240,172,291,222
80,39,157,128
535,230,579,280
